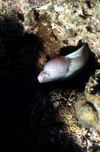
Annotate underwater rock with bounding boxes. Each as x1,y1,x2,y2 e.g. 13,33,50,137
75,93,99,129
87,146,100,152
75,69,100,131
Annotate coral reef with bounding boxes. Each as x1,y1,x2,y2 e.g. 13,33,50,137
1,0,100,152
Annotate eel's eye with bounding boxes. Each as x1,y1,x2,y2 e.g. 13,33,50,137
45,73,49,78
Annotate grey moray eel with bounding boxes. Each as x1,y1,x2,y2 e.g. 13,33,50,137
38,40,89,83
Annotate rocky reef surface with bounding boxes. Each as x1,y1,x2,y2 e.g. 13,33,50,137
0,0,100,152
75,69,100,130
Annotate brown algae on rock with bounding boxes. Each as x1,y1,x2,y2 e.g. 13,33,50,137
46,88,100,150
37,24,62,58
46,89,90,148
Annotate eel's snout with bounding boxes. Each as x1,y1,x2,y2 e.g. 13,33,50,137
37,71,49,83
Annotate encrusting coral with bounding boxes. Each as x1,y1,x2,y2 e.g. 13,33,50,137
75,69,100,131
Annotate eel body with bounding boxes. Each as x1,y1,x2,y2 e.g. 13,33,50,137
37,41,89,83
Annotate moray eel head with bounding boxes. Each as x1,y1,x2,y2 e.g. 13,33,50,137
37,41,89,83
38,56,69,83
